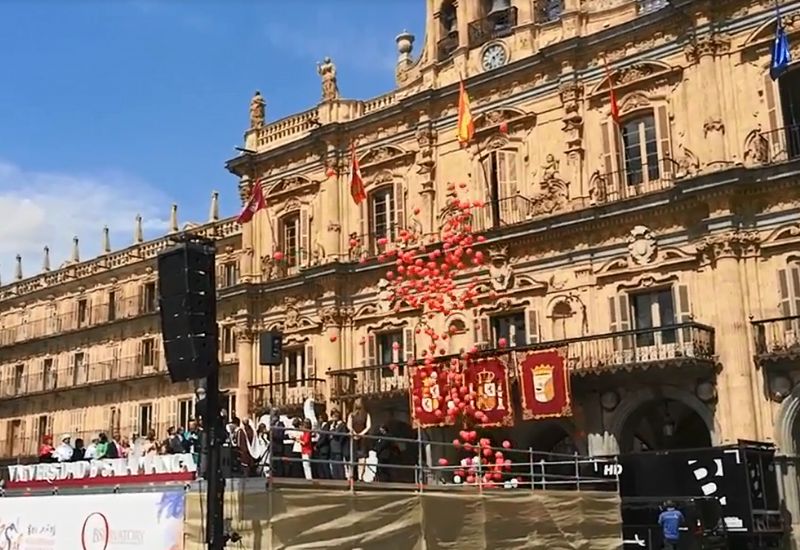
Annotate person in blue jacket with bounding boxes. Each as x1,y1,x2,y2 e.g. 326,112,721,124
658,500,685,549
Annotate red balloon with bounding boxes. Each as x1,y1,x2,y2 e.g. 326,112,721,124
438,458,449,466
502,440,511,449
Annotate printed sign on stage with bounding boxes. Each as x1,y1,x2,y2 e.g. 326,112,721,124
465,357,514,427
409,362,452,428
0,491,185,549
518,348,572,420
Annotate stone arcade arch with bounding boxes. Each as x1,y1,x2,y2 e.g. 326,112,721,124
774,388,800,541
610,386,719,454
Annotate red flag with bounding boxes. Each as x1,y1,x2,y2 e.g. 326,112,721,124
604,61,620,125
236,179,266,224
349,141,366,205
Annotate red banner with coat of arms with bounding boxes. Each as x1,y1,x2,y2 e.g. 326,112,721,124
465,357,514,427
409,363,452,428
518,348,572,420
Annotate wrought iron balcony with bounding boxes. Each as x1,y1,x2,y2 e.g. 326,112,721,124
329,322,715,401
591,158,680,205
752,314,800,366
436,34,459,63
0,293,157,348
249,378,326,413
0,353,166,400
758,124,800,164
467,7,518,49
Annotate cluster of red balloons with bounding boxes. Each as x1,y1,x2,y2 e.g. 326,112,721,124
444,433,515,488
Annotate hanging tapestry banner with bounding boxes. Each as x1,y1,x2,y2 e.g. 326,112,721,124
409,363,452,428
465,357,514,427
518,348,572,420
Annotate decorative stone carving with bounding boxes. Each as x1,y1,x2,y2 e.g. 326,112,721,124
249,91,265,129
703,118,725,137
530,179,569,217
614,63,656,85
743,128,769,166
415,119,436,176
697,230,761,262
284,297,300,329
234,324,256,343
317,56,339,101
627,225,657,265
377,279,394,312
488,246,515,292
684,34,732,63
541,154,560,181
261,255,277,280
674,143,700,178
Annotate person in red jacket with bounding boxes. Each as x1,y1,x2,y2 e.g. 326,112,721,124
300,418,314,480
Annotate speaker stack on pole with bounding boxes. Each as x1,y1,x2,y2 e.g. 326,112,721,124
157,235,236,549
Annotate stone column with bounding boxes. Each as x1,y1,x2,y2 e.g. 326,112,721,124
235,325,255,420
320,306,345,403
416,115,437,237
698,230,760,442
685,35,731,167
319,143,342,262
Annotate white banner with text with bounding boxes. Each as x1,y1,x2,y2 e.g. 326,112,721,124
0,491,184,550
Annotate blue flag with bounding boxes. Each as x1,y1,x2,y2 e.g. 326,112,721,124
771,16,791,81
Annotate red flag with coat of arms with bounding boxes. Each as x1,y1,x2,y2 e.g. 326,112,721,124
236,179,266,224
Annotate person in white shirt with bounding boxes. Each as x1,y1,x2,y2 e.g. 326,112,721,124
52,434,74,462
83,436,99,460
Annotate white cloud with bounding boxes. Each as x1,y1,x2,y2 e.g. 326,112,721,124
0,160,170,283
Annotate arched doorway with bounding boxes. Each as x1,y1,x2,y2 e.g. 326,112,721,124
619,397,712,453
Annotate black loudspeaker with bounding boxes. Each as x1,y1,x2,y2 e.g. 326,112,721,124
157,241,218,382
259,331,283,365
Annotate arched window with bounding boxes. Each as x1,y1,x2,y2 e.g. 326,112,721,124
437,1,459,61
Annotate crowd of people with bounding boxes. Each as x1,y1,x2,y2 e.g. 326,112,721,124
231,398,407,482
36,421,202,464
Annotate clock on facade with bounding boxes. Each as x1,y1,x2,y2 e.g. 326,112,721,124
481,43,508,71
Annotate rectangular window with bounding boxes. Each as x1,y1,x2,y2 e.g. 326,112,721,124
621,114,660,186
221,325,237,356
141,338,156,367
483,150,520,226
631,288,676,347
13,364,24,395
138,403,153,437
491,313,527,347
223,392,236,421
36,415,51,444
222,261,239,287
108,290,117,321
778,70,800,159
178,398,194,429
377,331,404,377
72,352,86,386
284,348,307,388
281,214,301,268
142,282,157,313
77,299,88,327
370,187,395,252
43,358,55,390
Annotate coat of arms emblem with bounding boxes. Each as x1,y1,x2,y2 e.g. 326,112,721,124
532,364,556,403
420,375,441,413
476,369,505,411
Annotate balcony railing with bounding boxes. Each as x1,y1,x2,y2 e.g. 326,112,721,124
472,195,536,231
752,314,800,364
0,422,175,462
249,378,326,413
0,353,165,400
592,158,679,204
759,124,800,164
0,293,157,348
467,7,518,49
436,34,459,62
329,322,715,401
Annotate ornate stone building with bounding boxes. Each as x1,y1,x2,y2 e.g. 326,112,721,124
3,0,800,521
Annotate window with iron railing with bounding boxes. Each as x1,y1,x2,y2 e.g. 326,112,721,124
142,282,157,313
138,403,153,436
370,186,396,250
778,68,800,160
491,312,526,347
284,348,307,388
178,398,194,429
280,213,301,269
13,364,24,395
220,261,239,288
107,290,117,321
72,352,87,386
378,331,404,377
141,338,156,368
77,299,88,327
43,357,55,390
621,113,660,186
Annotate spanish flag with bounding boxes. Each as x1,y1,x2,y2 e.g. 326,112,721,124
456,80,474,146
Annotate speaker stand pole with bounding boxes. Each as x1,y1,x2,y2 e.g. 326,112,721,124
205,365,226,550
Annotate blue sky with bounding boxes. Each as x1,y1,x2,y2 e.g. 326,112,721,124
0,0,424,281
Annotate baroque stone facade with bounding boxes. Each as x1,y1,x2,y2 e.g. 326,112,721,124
3,0,800,526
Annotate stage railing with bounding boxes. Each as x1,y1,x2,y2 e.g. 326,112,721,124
232,424,620,493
